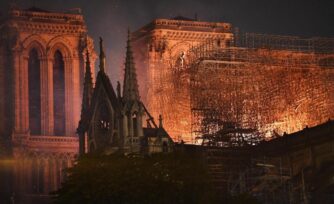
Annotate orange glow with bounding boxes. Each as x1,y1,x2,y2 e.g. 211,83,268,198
140,48,334,143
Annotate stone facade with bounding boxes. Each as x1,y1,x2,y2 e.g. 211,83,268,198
132,17,334,143
132,17,234,143
0,7,96,202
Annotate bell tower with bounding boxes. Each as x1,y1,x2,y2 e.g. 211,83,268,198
0,7,96,200
132,17,233,143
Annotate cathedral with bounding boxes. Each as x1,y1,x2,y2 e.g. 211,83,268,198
77,33,173,155
0,7,93,203
0,6,172,203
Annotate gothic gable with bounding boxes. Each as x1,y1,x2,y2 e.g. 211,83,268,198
87,71,121,151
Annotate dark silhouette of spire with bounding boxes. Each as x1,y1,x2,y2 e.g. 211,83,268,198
78,49,93,132
99,37,106,73
123,29,140,102
77,49,93,155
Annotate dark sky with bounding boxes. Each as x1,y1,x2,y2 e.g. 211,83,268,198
0,0,333,84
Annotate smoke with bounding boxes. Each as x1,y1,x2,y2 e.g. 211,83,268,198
0,0,333,87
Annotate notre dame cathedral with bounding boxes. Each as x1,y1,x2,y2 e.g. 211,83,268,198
0,6,172,204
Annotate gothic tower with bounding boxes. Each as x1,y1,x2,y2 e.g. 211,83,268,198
132,17,234,143
122,30,144,151
0,7,96,202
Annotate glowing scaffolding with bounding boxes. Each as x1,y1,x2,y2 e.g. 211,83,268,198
185,33,334,146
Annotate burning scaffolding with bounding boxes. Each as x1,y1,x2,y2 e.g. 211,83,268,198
186,33,334,145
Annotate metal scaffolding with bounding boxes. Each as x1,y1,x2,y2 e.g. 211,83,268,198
186,33,334,146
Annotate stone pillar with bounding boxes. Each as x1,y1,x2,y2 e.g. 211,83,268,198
13,50,24,133
25,159,33,194
21,55,29,133
43,158,50,194
122,114,128,146
49,158,56,192
72,56,81,135
42,58,54,136
128,113,133,146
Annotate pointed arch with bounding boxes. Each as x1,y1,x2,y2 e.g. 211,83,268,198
90,86,114,149
22,34,47,57
53,50,66,136
47,36,73,59
28,48,41,135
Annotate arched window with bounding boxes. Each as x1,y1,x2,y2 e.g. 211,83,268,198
53,50,65,136
94,102,111,148
98,103,111,132
28,49,41,135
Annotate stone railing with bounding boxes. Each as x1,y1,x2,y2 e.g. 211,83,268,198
28,135,79,143
154,19,232,31
12,133,79,146
9,9,84,22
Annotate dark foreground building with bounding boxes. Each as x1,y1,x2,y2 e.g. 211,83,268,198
177,119,334,204
77,34,173,155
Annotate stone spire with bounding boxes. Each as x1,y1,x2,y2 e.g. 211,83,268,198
159,114,163,128
99,37,106,73
77,49,93,155
123,29,140,102
78,49,93,129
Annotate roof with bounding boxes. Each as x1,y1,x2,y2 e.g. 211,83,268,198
255,119,334,155
143,127,170,138
25,7,50,13
84,71,121,127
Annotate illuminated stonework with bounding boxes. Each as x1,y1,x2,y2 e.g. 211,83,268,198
190,47,334,141
133,17,234,143
133,18,334,143
0,7,96,200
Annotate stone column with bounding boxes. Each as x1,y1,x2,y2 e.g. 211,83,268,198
21,55,29,133
128,113,133,146
54,158,60,191
25,158,33,194
43,158,50,194
72,56,81,135
41,58,54,136
13,50,24,133
122,114,128,147
49,158,56,192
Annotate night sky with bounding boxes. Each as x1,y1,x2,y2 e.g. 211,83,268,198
0,0,333,84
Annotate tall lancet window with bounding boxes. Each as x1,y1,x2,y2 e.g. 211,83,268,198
28,49,41,135
132,113,138,137
53,50,65,136
95,102,111,147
